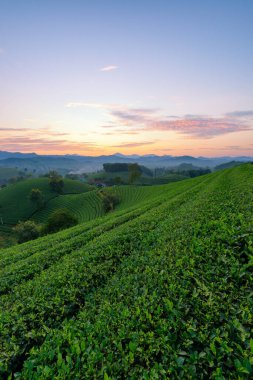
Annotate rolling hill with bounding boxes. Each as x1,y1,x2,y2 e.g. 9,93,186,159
0,176,175,231
0,165,252,378
0,177,93,230
32,184,171,224
32,190,105,224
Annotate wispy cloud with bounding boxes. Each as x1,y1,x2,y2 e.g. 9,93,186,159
225,145,241,150
108,108,253,138
0,127,30,131
65,102,253,139
112,141,155,148
222,145,253,152
159,148,174,151
0,126,69,137
102,130,139,136
113,129,140,135
0,48,4,55
0,137,98,153
0,127,98,154
225,110,253,117
100,65,118,72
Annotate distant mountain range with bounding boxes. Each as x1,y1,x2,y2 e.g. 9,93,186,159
0,151,252,174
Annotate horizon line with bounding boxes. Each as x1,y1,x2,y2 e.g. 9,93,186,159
0,150,253,159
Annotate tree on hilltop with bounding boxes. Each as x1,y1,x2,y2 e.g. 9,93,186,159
48,171,64,194
29,188,45,209
128,163,141,184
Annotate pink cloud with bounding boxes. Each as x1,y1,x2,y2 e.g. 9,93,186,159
111,141,155,148
0,127,98,154
108,108,253,138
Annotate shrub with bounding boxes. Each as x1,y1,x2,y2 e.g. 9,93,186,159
48,171,64,193
29,188,45,209
128,163,141,184
99,191,120,212
43,208,78,234
13,220,40,243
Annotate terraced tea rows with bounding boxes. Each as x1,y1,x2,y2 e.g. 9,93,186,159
0,165,252,379
110,184,166,210
0,178,93,230
33,184,172,224
33,190,104,223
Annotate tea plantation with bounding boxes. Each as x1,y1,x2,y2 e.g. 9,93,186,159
32,190,105,224
32,184,168,224
0,165,252,379
0,178,93,230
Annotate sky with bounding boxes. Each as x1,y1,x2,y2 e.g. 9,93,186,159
0,0,253,157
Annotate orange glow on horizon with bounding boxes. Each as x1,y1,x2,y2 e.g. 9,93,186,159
1,122,253,157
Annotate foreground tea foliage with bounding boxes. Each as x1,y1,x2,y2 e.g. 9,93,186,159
0,165,252,379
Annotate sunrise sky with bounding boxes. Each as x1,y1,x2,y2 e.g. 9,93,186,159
0,0,253,156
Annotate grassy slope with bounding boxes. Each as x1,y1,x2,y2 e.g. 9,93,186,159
0,178,93,229
0,165,252,379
